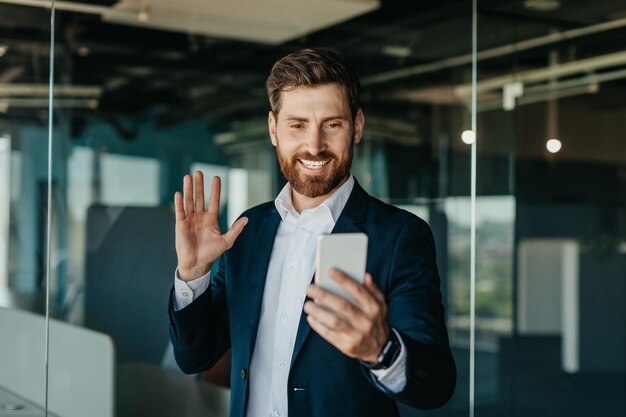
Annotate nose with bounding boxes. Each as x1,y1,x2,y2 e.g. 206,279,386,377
305,126,324,155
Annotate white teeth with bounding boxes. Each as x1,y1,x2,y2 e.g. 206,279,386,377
300,160,329,169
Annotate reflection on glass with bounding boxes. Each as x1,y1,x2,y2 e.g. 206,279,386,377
63,147,161,323
445,196,515,347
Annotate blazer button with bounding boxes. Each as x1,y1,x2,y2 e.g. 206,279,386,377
241,368,248,380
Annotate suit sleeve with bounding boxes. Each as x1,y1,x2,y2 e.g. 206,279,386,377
168,253,231,374
362,216,456,409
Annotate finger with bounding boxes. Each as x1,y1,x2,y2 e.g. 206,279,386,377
222,217,248,249
174,192,185,221
307,314,341,346
194,171,205,213
307,284,364,323
307,315,359,358
329,268,377,311
183,175,193,214
363,273,385,305
303,300,353,332
208,176,221,218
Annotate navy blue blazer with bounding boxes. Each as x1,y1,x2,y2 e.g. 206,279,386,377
169,180,456,417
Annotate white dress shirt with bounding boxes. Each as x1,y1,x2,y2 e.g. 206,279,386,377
174,175,407,417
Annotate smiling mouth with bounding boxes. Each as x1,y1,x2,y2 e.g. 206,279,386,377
299,159,330,169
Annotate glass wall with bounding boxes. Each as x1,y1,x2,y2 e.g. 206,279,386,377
476,2,626,416
0,1,624,417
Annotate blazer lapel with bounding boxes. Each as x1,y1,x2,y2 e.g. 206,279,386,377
290,179,369,367
241,208,281,363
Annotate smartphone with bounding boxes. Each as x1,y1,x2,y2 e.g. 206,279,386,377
314,233,368,304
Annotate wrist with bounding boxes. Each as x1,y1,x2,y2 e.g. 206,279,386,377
178,264,212,281
364,324,390,363
362,328,401,370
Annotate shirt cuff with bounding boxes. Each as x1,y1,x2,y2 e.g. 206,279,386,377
173,268,211,311
370,328,408,393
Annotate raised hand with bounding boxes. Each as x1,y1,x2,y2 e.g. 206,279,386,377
174,171,248,281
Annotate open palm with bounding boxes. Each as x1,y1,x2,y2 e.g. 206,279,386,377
174,172,248,281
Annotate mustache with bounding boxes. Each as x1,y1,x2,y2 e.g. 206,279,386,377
292,151,337,162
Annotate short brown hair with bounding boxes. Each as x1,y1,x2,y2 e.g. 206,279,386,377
265,48,362,118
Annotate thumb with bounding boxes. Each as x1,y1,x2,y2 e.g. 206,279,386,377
222,217,248,249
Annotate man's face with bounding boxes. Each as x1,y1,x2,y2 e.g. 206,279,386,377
268,83,364,198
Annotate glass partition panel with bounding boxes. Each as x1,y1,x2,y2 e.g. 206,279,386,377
476,1,626,416
0,1,52,415
44,2,479,417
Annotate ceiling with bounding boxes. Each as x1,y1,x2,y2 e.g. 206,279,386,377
1,0,626,141
103,0,379,44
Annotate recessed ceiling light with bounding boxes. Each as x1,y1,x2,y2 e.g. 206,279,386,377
0,44,8,57
523,0,561,12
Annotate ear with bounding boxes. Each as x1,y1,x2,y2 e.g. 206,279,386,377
353,108,365,144
268,110,278,147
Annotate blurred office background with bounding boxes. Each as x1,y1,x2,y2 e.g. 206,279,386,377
0,1,624,416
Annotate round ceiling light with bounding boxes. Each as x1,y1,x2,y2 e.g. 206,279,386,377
546,138,562,153
461,130,476,145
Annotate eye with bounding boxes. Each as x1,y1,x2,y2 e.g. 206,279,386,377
290,124,303,129
327,122,341,129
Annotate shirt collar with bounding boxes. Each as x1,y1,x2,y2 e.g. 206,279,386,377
274,174,355,223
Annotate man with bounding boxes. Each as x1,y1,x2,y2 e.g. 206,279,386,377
169,48,456,417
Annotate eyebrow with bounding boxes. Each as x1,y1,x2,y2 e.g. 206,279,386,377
284,115,348,122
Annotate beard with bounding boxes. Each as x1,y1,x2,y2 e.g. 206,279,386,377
276,138,354,198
